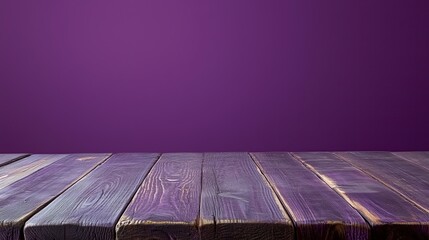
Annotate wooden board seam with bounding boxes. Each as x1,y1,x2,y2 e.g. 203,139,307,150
196,152,205,230
198,152,216,234
114,153,162,232
391,152,429,172
332,152,429,214
248,152,297,238
20,154,113,230
0,154,30,168
96,153,164,238
288,153,376,228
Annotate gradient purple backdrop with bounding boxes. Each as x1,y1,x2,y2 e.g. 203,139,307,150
1,1,429,153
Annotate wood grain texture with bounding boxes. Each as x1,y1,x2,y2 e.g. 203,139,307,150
116,153,203,240
336,152,429,213
293,152,429,240
251,152,369,240
0,154,28,168
0,154,67,190
24,153,159,240
0,153,110,240
200,152,293,240
392,151,429,171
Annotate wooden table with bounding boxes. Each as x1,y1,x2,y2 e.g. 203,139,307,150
0,152,428,240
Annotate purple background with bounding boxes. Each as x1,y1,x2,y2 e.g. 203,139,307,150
1,1,429,153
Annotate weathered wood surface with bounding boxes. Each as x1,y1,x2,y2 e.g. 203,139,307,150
393,151,429,171
24,153,159,240
293,152,429,240
251,152,369,240
336,151,429,213
116,153,202,240
0,153,110,240
200,152,294,240
1,152,429,239
0,154,67,190
0,154,28,168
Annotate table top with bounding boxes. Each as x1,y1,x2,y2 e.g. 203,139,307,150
0,152,428,240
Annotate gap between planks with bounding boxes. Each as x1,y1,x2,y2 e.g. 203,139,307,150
292,152,429,239
334,152,429,214
0,153,112,240
252,152,370,240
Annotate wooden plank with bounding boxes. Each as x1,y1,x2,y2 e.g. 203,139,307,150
251,152,369,240
392,151,429,171
0,153,110,240
0,154,28,168
293,152,429,240
0,154,67,190
336,151,429,213
116,153,203,240
24,153,160,240
199,152,294,240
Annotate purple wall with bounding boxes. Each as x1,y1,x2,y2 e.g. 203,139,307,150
1,1,429,153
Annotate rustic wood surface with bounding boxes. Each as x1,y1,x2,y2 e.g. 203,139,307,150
0,154,67,190
293,152,429,240
0,154,28,167
117,153,203,240
0,152,427,240
392,151,429,171
0,153,110,240
251,152,369,240
200,152,294,240
24,153,159,240
336,152,429,213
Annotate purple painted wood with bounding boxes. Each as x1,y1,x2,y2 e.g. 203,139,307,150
293,152,429,240
392,151,429,171
0,154,67,190
0,154,28,167
200,152,294,240
116,153,203,240
251,152,369,240
24,153,159,240
0,153,110,240
336,152,429,213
